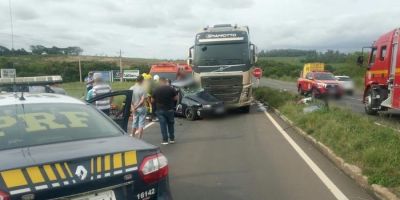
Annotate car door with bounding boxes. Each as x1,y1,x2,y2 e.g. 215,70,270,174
87,90,133,132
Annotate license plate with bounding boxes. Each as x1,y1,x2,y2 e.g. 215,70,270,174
71,190,116,200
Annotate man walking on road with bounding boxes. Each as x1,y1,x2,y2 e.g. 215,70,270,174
130,75,147,139
152,77,178,145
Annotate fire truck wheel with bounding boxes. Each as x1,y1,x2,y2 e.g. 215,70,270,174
364,88,378,115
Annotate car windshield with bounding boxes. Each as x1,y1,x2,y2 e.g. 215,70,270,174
181,84,203,95
0,103,122,150
315,73,336,80
337,77,351,81
150,72,177,81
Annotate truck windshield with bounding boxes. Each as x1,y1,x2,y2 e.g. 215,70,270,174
193,43,249,66
0,103,122,150
315,73,336,80
150,72,177,81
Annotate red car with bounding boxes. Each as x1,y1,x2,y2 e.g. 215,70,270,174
297,71,343,98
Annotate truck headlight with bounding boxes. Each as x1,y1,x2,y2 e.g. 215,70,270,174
202,104,212,109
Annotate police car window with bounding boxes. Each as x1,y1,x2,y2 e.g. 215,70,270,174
0,103,122,150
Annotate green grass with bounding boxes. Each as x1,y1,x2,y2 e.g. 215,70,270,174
254,87,400,195
63,81,134,99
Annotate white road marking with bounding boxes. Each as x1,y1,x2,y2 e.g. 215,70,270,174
144,122,155,130
264,111,349,200
125,166,138,172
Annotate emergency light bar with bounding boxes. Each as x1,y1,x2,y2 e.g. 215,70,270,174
0,75,63,86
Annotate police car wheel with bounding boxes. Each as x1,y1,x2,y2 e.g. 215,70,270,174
185,107,197,121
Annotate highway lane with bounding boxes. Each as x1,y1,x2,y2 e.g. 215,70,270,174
141,107,374,200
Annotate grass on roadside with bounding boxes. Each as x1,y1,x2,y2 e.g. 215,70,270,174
254,87,400,195
63,81,134,99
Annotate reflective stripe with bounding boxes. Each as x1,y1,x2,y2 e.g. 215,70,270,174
1,169,28,188
113,153,123,169
104,155,111,171
26,166,45,184
43,165,57,181
96,156,102,173
91,158,94,174
64,163,73,178
55,163,66,179
124,151,137,166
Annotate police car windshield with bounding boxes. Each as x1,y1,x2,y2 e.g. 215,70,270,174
315,73,336,80
0,103,122,150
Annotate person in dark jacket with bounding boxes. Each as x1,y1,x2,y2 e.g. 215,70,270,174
152,77,178,145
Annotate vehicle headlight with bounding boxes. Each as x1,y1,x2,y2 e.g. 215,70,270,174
202,104,212,109
317,83,326,88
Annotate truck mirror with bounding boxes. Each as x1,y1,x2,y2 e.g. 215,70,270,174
250,44,257,64
357,56,364,66
187,46,194,65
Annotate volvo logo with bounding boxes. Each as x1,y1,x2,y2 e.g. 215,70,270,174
75,165,88,180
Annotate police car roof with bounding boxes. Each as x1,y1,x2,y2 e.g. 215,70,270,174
0,93,85,106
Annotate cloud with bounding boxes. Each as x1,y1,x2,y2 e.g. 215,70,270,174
0,0,399,58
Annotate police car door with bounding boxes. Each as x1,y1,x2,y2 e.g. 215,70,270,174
87,90,133,132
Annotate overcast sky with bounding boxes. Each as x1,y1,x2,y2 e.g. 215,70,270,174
0,0,399,59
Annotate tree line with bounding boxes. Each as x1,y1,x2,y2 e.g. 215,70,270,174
0,45,83,56
259,49,350,63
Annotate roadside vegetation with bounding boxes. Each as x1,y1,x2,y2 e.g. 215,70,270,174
0,55,182,82
254,87,400,195
257,49,367,88
63,81,134,99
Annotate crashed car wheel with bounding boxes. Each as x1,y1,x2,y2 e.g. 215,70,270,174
185,107,197,121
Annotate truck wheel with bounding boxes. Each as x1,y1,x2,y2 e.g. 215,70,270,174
364,88,378,115
185,107,197,121
239,105,251,113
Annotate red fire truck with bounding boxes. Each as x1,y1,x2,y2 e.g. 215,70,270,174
359,28,400,115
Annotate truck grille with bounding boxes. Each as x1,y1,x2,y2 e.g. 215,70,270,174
201,75,243,104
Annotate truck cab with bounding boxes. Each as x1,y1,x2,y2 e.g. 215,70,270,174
149,63,179,81
187,24,257,112
361,28,400,115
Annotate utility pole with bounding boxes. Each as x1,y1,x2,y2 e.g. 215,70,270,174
119,49,123,82
78,57,82,82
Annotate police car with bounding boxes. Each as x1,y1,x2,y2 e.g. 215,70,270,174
0,77,172,200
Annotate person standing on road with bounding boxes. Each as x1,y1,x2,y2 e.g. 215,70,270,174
152,77,178,145
85,72,94,92
130,75,147,139
87,73,112,115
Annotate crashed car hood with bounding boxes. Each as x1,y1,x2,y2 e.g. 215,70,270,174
185,91,221,105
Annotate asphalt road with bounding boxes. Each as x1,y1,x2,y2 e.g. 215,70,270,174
140,106,375,200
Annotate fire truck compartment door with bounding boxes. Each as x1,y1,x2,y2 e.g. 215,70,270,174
390,32,400,108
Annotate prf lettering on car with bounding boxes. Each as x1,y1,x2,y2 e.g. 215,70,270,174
0,112,89,135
